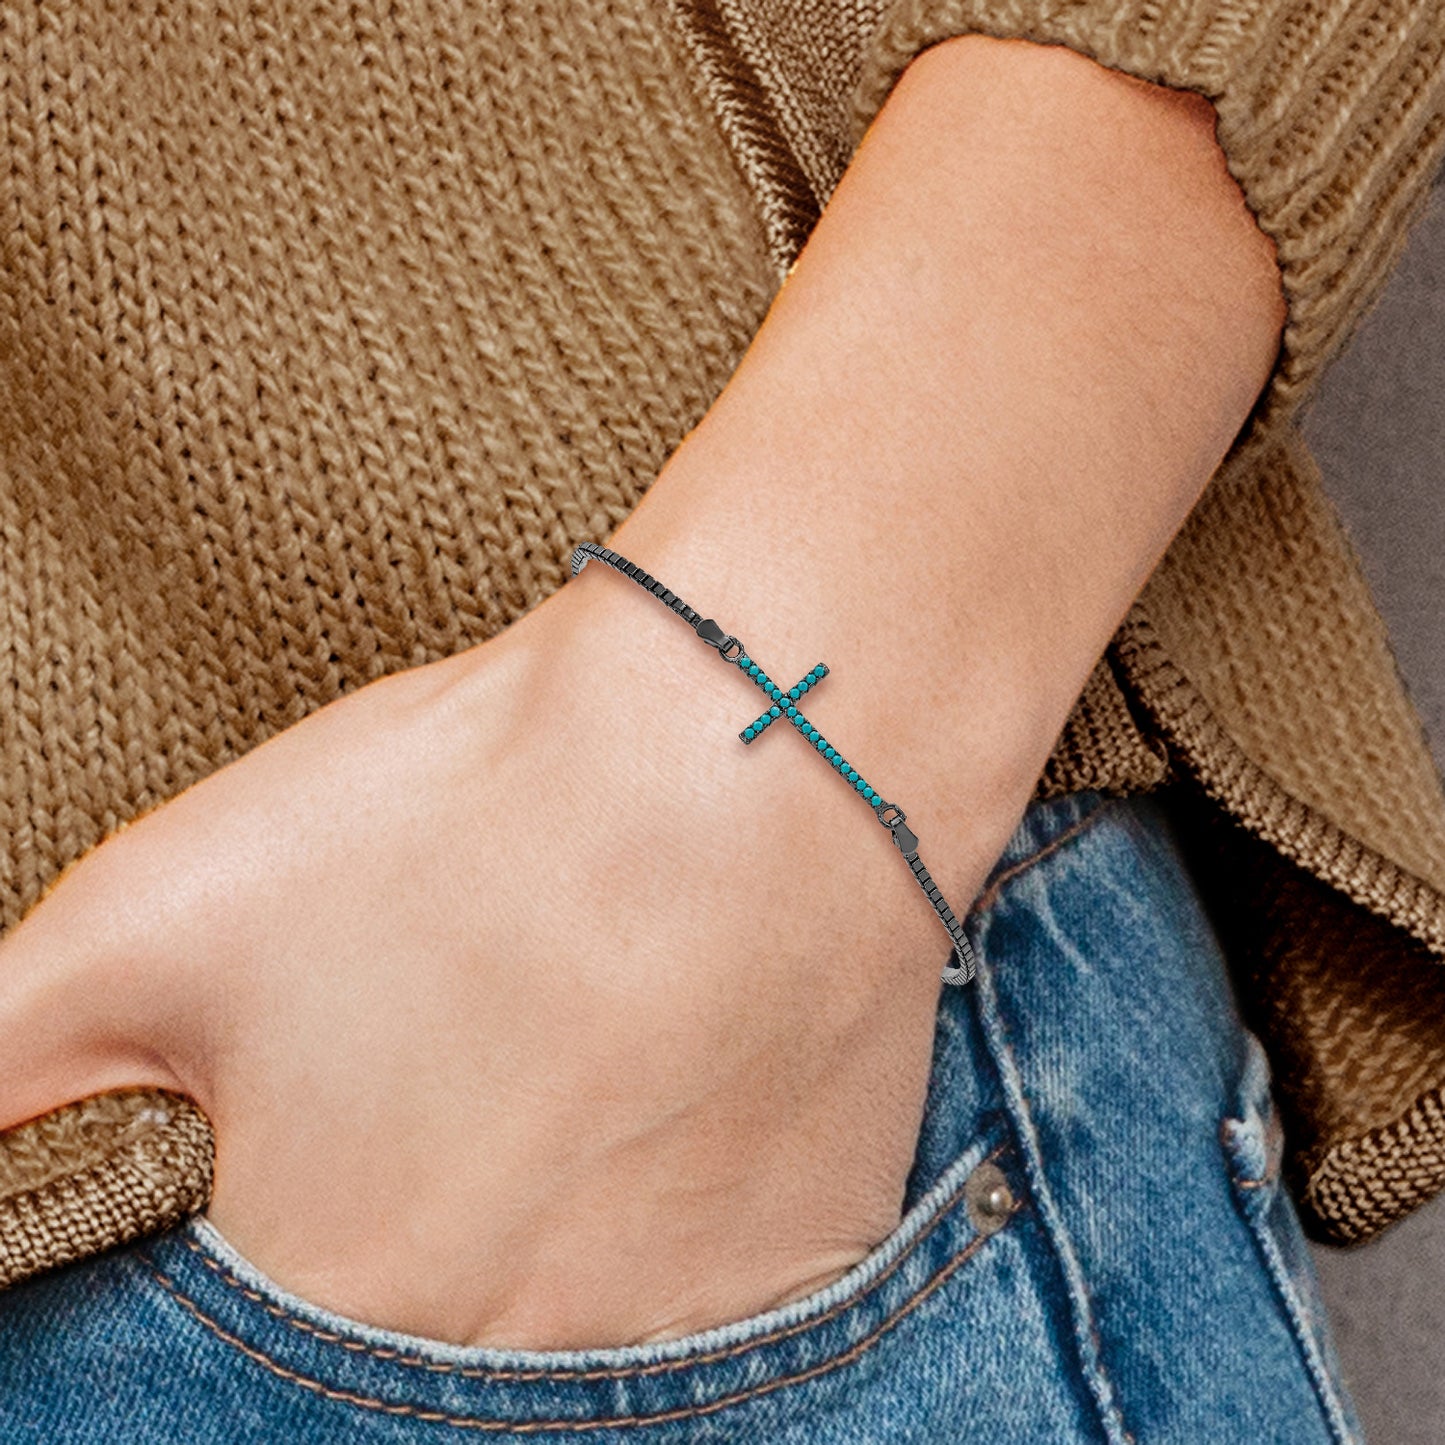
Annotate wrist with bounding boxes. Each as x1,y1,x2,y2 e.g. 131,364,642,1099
482,532,1050,982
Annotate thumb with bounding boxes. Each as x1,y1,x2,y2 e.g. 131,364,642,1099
0,839,197,1136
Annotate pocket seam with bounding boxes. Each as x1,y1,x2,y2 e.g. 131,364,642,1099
971,795,1120,919
1222,1041,1361,1445
1225,1196,1361,1445
146,1143,1011,1383
142,1204,1018,1429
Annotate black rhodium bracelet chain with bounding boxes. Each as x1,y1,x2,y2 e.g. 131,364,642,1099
569,542,978,986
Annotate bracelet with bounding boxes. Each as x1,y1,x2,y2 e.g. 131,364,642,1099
568,542,978,986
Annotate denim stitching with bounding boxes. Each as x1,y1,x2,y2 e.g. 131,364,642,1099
144,1210,1018,1432
1223,1097,1360,1443
967,904,1135,1445
1231,1193,1362,1445
148,1145,1009,1382
970,796,1121,919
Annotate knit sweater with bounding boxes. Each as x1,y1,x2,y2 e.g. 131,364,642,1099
1,0,1444,1289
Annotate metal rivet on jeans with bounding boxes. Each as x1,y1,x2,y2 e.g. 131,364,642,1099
964,1160,1016,1237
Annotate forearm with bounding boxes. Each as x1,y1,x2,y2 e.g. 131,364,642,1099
500,34,1286,969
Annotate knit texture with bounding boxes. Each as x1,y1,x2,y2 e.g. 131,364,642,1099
1,0,1443,1287
0,1092,210,1286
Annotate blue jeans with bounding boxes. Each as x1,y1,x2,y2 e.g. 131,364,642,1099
0,788,1363,1442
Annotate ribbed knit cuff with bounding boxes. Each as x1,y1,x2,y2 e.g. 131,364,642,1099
851,0,1445,461
0,1091,212,1290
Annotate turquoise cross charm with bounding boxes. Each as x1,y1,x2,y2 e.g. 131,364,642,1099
731,655,894,811
693,618,884,809
693,614,976,986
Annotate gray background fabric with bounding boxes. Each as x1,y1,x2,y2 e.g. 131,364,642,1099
1301,169,1445,1445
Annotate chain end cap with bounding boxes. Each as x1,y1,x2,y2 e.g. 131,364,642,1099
941,952,976,987
695,617,743,661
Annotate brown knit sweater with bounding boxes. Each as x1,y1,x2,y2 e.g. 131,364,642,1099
2,0,1444,1289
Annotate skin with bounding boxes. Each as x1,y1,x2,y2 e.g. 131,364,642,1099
0,35,1285,1349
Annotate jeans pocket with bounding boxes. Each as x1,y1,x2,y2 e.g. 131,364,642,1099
1220,1029,1365,1445
136,1120,1025,1438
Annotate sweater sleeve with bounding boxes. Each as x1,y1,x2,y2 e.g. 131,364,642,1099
850,1,1445,460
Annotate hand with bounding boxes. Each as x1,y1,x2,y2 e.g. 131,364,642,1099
0,573,1015,1351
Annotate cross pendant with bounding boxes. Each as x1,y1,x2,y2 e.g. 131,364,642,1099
732,654,893,815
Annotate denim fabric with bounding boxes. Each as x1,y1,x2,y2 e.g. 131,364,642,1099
0,788,1363,1442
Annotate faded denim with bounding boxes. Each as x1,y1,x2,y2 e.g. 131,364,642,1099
0,787,1363,1442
